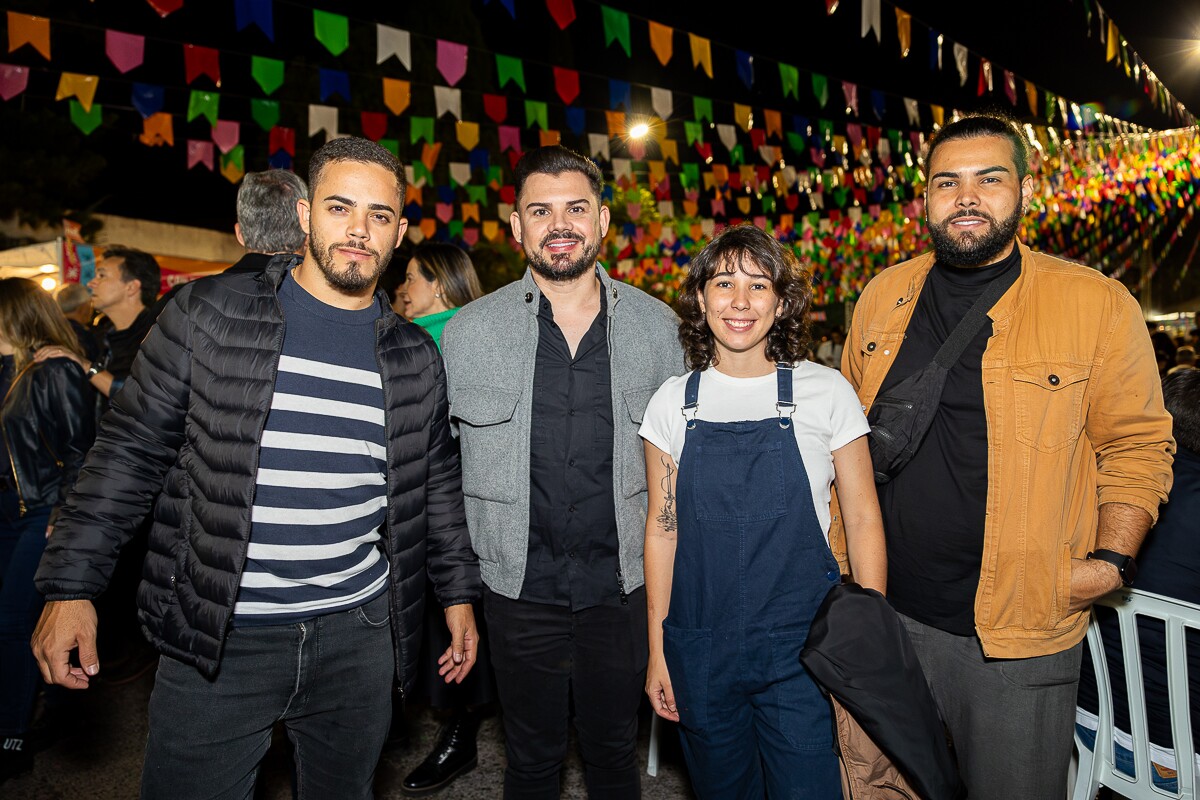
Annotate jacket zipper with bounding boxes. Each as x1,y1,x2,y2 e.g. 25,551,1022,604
617,568,628,605
37,429,63,468
1,363,36,516
375,313,405,699
222,282,287,637
1,425,25,516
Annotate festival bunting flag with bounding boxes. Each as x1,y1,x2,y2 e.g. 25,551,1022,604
251,56,284,95
57,73,99,113
314,10,349,57
184,44,220,86
382,78,410,115
689,33,713,78
234,0,274,41
601,6,631,57
139,112,173,146
69,99,102,134
649,21,673,66
546,0,576,30
106,31,145,74
376,24,410,68
187,90,219,125
496,55,526,91
651,87,673,120
437,40,468,86
735,50,754,89
212,120,240,154
131,83,163,118
146,0,183,19
188,140,214,170
361,111,387,141
250,98,279,131
8,13,51,60
435,86,462,119
0,64,29,100
553,67,579,105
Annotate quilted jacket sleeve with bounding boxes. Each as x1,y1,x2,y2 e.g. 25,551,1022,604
422,351,481,608
36,292,193,600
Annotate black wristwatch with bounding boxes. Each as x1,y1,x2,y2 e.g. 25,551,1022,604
1086,549,1137,587
85,361,103,379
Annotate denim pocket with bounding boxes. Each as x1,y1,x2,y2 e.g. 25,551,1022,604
661,623,712,733
769,624,832,750
352,593,391,628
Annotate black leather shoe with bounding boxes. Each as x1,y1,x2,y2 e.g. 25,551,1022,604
400,713,481,797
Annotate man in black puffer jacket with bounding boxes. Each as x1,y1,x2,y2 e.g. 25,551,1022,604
32,137,481,799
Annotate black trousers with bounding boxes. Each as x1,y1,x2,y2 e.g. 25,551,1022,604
484,587,647,800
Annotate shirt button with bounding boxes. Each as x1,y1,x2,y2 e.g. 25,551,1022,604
826,570,840,582
883,349,891,355
569,459,576,466
866,342,876,352
1048,374,1060,386
568,505,576,513
569,409,576,416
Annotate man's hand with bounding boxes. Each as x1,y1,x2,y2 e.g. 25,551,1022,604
31,599,100,689
1067,558,1123,614
438,603,478,684
33,345,86,370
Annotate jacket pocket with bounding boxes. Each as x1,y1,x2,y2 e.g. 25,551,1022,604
1011,363,1090,453
451,386,521,503
620,386,661,499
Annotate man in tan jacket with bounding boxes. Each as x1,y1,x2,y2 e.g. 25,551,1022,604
836,114,1173,800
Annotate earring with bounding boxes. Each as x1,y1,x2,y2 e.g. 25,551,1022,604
435,292,442,298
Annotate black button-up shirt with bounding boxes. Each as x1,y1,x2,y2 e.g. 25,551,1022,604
521,287,623,610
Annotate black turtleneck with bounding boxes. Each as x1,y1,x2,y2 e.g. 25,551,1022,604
878,244,1021,636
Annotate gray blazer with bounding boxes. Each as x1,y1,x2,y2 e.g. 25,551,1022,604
441,267,684,599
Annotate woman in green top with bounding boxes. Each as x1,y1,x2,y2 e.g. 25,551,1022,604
399,241,491,795
401,242,483,350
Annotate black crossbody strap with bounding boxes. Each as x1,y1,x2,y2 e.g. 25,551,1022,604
931,268,1016,370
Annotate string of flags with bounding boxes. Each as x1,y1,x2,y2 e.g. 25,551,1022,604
2,1,1195,303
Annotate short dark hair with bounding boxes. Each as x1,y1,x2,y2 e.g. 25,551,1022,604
412,242,483,309
513,145,604,205
237,169,308,254
106,245,161,307
924,114,1030,180
677,224,813,370
1163,369,1200,453
307,137,406,208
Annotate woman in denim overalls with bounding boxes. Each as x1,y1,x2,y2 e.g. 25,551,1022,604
640,225,887,798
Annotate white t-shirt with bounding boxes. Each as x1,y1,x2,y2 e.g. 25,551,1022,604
638,362,870,541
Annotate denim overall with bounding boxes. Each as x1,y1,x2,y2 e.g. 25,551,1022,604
662,366,842,799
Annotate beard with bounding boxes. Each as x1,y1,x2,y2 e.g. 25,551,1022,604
927,202,1024,268
307,229,393,293
525,230,601,283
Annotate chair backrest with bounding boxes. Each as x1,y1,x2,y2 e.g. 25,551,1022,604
1081,588,1200,799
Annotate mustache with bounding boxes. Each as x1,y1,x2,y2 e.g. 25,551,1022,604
944,209,998,224
539,230,585,249
329,241,379,257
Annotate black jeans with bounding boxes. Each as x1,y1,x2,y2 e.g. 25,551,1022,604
485,587,647,800
140,591,394,799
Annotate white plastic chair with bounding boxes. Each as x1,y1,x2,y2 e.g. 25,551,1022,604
1071,588,1200,800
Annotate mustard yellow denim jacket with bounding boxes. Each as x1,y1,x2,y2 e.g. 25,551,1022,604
831,241,1174,659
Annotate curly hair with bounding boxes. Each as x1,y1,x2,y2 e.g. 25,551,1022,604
677,224,813,371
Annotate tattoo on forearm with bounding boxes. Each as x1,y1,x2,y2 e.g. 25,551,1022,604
656,456,678,533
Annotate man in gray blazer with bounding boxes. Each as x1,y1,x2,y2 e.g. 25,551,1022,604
441,145,683,799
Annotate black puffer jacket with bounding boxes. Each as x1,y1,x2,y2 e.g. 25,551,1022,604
2,357,94,522
36,257,480,685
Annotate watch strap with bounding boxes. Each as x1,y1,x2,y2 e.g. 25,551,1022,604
1086,549,1136,587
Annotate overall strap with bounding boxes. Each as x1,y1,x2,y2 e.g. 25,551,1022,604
682,369,702,430
776,363,796,429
